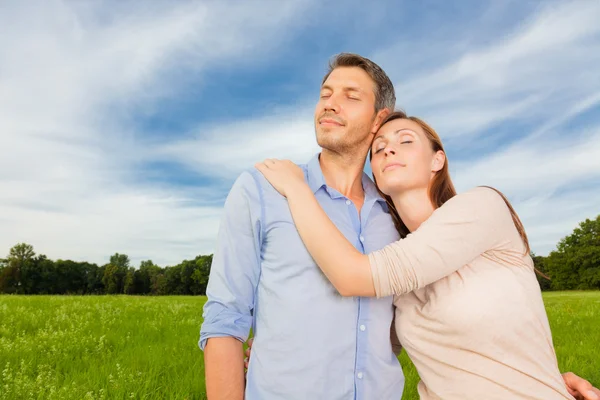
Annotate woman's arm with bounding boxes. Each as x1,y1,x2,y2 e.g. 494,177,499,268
255,160,512,298
367,186,511,297
254,159,375,296
284,183,375,297
283,184,512,298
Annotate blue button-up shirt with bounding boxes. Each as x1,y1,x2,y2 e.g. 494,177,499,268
199,153,404,399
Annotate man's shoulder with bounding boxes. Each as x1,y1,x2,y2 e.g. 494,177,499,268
235,162,309,191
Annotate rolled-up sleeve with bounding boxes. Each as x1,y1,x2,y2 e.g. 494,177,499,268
199,170,263,350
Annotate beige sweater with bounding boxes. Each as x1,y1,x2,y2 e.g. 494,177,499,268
369,187,574,400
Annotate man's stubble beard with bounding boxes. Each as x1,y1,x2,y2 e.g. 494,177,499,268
315,121,374,159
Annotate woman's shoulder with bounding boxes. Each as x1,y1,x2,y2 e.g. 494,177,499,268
445,186,508,211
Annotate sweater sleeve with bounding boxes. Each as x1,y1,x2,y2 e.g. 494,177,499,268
369,187,514,297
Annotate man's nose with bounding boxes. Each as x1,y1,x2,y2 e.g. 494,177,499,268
324,95,340,113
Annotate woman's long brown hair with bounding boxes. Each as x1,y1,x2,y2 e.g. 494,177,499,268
370,110,533,259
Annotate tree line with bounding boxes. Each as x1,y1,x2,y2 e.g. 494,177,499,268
0,214,598,295
532,215,600,291
0,246,212,295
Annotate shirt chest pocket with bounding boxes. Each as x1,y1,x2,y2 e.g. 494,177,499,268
261,196,321,270
260,196,352,294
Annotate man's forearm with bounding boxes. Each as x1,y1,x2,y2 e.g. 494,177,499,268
204,337,245,400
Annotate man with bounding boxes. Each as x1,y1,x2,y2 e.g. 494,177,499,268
199,53,599,400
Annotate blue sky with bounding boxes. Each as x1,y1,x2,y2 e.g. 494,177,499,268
1,0,599,267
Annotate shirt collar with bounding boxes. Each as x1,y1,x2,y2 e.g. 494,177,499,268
306,152,387,206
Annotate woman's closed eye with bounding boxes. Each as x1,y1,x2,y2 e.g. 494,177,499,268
373,142,388,153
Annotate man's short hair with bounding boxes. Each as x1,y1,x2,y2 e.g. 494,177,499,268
322,53,396,112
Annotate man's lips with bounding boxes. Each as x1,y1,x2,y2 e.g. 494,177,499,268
319,118,344,126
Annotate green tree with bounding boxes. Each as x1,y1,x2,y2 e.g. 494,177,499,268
110,253,130,269
545,215,600,290
0,243,36,293
180,260,196,295
0,256,18,294
33,255,55,294
164,265,182,294
138,260,161,294
151,272,167,295
531,253,551,291
99,253,130,294
191,255,212,295
102,263,126,294
123,267,136,294
87,264,105,294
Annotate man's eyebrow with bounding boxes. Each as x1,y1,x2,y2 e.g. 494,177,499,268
343,86,363,93
320,85,364,93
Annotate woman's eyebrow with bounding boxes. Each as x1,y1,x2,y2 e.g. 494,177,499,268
374,128,415,143
396,129,417,135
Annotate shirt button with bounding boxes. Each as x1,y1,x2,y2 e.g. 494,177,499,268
345,199,351,205
360,325,366,331
357,372,363,379
359,235,364,242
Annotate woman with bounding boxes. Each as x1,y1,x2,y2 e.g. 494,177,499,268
255,111,576,399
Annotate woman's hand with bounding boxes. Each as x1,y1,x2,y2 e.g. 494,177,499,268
255,159,306,197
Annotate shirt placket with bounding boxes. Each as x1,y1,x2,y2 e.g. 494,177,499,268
344,197,369,400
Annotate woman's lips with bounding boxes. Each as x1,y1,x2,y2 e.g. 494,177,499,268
383,163,405,172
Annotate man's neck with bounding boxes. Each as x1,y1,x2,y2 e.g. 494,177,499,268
319,149,366,203
390,188,435,232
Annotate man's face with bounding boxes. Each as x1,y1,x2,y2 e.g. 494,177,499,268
314,67,380,154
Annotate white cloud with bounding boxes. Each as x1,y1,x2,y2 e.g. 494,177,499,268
450,122,600,254
1,0,598,266
518,186,600,255
163,0,600,256
397,1,600,254
381,0,600,138
383,0,600,254
0,0,315,266
452,124,600,196
153,104,321,178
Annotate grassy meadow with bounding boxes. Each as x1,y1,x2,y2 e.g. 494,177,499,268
0,292,598,400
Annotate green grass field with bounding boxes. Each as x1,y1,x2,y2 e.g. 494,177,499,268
0,292,598,399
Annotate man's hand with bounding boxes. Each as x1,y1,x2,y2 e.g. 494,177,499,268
244,337,253,370
243,339,600,399
563,372,600,400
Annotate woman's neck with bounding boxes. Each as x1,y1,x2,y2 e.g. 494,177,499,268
390,188,435,233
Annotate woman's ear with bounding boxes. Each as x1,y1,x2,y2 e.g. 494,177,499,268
432,150,446,172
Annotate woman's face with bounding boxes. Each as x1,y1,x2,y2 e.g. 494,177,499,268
370,118,443,196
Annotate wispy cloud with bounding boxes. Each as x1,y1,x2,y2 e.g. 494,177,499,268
0,0,315,266
392,0,600,254
153,104,321,179
382,0,600,138
166,0,600,256
1,0,598,266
